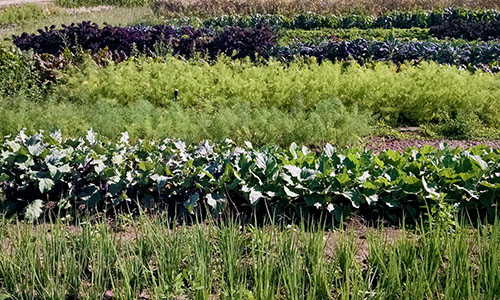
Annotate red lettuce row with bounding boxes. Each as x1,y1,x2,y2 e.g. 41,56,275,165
12,22,500,72
13,22,276,60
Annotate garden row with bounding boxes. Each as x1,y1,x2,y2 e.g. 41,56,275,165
55,0,500,16
7,4,500,33
179,14,500,41
3,52,500,144
2,216,499,299
1,129,499,222
168,10,500,32
277,28,432,44
12,22,500,73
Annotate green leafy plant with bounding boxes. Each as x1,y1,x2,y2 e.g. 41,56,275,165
0,45,46,100
277,28,431,45
55,57,500,132
1,129,500,222
0,4,45,26
433,110,483,139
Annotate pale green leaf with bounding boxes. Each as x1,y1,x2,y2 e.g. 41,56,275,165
22,199,43,222
38,178,54,193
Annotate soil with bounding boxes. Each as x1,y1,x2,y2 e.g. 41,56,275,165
365,126,500,152
323,217,406,269
1,218,405,267
366,136,500,152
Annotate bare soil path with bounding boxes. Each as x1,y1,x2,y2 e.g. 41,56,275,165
366,136,500,152
0,0,52,6
365,128,500,152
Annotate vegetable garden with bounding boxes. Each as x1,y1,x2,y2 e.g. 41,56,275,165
1,0,500,299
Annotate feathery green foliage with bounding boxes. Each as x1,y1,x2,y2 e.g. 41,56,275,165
0,45,45,99
0,4,46,26
56,57,500,130
0,96,369,146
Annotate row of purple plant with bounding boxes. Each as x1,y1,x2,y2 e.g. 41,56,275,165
12,22,500,73
13,22,275,61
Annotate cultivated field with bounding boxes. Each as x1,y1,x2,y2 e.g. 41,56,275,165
1,0,500,299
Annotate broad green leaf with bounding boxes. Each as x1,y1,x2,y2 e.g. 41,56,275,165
480,181,500,190
335,173,350,185
342,190,362,208
206,193,225,208
151,174,168,189
363,181,378,190
284,186,299,198
283,165,301,178
403,175,420,185
78,185,102,208
22,199,43,222
249,188,263,205
304,194,323,207
138,161,155,172
184,192,200,213
364,193,379,205
422,177,441,200
108,182,124,196
470,155,488,170
38,178,54,193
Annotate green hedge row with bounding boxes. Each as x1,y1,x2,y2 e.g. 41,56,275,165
162,9,500,30
277,28,431,44
1,129,500,222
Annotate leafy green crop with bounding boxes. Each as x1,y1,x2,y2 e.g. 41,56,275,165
3,54,500,143
1,129,500,222
160,9,500,29
0,45,46,100
56,57,500,130
277,28,431,45
0,3,45,26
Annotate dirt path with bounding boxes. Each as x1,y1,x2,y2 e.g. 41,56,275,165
0,0,52,6
364,128,500,152
366,136,500,152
